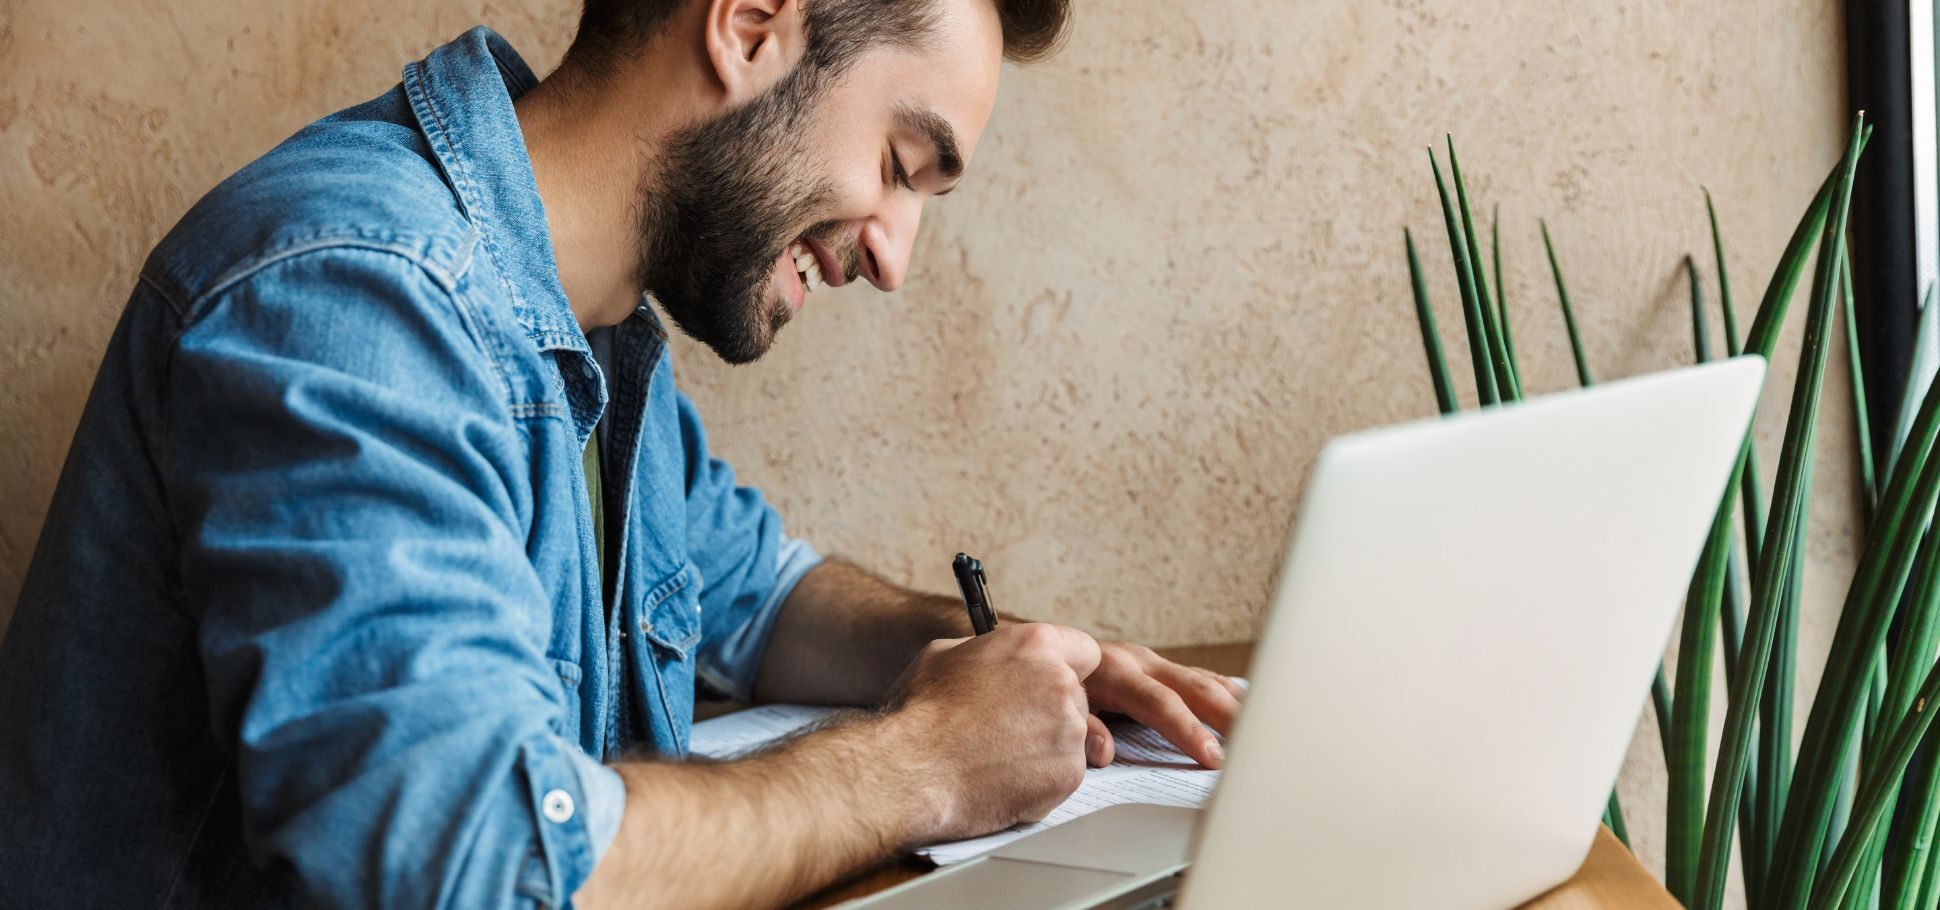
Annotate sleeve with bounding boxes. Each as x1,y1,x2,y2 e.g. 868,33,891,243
168,247,603,909
674,391,823,701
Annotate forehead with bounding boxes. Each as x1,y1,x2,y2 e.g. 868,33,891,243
829,0,1004,160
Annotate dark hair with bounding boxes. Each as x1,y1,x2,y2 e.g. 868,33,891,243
566,0,1070,78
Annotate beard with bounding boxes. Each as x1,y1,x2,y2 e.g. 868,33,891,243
634,65,846,365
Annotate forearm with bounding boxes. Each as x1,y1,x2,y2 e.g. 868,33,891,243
576,713,939,910
753,559,969,705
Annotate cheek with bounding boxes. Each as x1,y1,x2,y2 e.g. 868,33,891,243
806,134,886,220
806,166,877,226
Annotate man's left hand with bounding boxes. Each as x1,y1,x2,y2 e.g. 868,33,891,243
1082,642,1246,770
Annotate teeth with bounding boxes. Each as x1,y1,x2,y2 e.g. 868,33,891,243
790,240,825,292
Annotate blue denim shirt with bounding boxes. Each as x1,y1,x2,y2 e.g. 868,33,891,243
0,27,819,909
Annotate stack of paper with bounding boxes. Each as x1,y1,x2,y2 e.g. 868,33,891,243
688,698,1232,865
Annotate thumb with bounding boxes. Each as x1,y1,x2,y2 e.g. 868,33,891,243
1085,713,1115,767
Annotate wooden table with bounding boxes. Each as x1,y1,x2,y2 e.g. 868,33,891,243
786,643,1676,909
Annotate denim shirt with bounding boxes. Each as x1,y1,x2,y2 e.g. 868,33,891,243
0,27,818,909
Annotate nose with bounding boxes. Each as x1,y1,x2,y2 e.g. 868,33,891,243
856,194,924,292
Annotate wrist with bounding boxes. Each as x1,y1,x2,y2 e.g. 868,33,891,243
856,706,957,847
915,591,975,640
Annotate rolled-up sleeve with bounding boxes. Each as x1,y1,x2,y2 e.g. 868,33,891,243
674,391,822,700
168,247,600,909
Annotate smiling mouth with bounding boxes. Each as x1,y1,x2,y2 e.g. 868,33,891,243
788,239,826,294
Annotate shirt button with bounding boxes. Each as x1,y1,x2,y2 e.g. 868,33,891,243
542,789,575,824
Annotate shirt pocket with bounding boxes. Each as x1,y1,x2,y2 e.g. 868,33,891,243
635,561,703,754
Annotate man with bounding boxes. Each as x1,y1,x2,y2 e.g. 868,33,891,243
0,0,1244,907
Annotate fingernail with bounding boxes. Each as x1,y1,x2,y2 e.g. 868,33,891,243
1206,740,1224,763
1087,733,1106,757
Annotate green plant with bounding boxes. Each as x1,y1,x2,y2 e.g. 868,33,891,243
1403,115,1940,909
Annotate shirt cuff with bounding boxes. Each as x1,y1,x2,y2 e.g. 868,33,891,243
699,535,822,701
564,748,627,865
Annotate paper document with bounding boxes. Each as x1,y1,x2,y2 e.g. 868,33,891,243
688,703,841,758
688,684,1241,865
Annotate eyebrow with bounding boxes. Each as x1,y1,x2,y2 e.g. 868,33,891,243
894,103,964,190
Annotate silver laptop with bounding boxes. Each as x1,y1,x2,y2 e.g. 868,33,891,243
847,357,1765,909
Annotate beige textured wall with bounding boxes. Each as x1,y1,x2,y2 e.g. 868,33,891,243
1,0,1857,893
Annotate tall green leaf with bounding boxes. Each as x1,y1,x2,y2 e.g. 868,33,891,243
1707,189,1738,354
1739,123,1873,359
1430,149,1498,406
1694,111,1868,910
1688,255,1712,363
1844,248,1877,516
1876,501,1940,906
1685,252,1746,703
1813,525,1940,907
1713,192,1789,886
1672,466,1746,903
1446,137,1521,400
1405,229,1459,415
1894,695,1940,907
1688,243,1774,891
1696,126,1872,907
1494,205,1518,373
1542,220,1594,389
1769,295,1940,906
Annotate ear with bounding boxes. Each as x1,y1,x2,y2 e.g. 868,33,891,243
702,0,804,103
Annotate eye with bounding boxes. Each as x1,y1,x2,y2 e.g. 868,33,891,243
889,147,915,191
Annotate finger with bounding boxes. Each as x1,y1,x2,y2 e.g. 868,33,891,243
1085,713,1116,767
1215,674,1247,700
1155,665,1243,736
1004,623,1103,679
1122,676,1224,769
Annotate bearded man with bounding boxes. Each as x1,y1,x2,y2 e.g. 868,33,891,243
0,1,1243,907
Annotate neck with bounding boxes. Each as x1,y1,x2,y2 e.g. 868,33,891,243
516,43,712,332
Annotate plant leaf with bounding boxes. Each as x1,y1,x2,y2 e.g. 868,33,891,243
1877,514,1940,906
1709,190,1741,358
1689,255,1712,362
1542,220,1593,388
1429,149,1498,406
1671,473,1743,903
1768,312,1940,906
1607,790,1632,849
1712,195,1788,888
1889,720,1940,906
1692,111,1867,910
1812,537,1940,907
1494,205,1519,375
1405,229,1460,415
1739,124,1873,359
1705,195,1789,893
1447,136,1520,400
1844,245,1877,517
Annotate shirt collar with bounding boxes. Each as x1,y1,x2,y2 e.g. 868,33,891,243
402,27,586,354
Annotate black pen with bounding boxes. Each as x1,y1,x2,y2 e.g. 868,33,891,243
953,553,999,635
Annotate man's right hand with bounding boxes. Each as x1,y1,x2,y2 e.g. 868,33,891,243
878,623,1106,842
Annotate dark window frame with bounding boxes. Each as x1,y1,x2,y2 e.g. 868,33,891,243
1848,0,1929,466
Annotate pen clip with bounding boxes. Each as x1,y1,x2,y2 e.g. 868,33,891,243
953,553,998,635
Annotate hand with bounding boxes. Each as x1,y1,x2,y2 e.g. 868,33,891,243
1084,642,1245,769
881,623,1103,841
